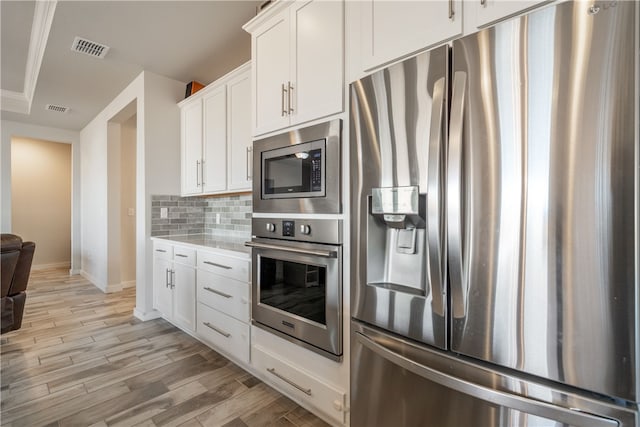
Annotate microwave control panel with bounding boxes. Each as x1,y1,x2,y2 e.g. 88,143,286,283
311,149,322,191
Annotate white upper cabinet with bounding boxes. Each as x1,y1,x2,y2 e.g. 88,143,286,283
245,0,344,136
472,0,552,29
181,101,203,195
178,63,252,196
227,71,253,192
202,86,227,193
360,0,462,72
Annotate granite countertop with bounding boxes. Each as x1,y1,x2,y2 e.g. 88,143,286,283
151,234,251,257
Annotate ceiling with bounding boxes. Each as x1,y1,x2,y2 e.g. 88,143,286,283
1,0,261,131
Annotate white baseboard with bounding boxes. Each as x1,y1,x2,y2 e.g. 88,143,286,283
133,308,161,322
32,262,71,271
80,270,107,293
69,269,80,275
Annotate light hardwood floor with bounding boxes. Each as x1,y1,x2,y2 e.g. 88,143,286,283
1,268,329,427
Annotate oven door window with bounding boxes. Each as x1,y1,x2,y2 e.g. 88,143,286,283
258,256,326,325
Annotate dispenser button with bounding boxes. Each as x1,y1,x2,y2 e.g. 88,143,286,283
299,224,311,235
266,223,276,232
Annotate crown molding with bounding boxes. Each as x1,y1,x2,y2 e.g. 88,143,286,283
242,0,292,34
1,0,57,115
1,90,30,114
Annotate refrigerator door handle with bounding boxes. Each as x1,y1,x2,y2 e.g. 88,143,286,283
447,71,468,319
427,76,446,311
354,331,618,427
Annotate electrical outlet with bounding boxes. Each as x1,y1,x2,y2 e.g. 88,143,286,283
215,213,221,224
160,207,168,219
128,208,135,216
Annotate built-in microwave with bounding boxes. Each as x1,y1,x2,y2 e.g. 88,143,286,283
252,119,341,214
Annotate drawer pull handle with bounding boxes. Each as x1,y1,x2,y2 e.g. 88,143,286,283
202,322,231,338
175,254,188,258
156,249,167,253
203,287,232,299
203,261,232,269
266,367,312,396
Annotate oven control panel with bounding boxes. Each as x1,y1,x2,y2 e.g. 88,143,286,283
252,218,343,244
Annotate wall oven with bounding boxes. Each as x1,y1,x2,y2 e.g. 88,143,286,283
252,119,341,214
246,217,343,360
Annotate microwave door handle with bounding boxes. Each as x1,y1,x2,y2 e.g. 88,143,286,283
244,241,337,258
448,71,468,319
427,76,446,317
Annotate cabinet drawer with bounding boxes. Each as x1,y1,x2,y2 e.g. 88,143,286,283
197,270,249,323
173,246,196,267
197,251,249,282
153,242,173,260
197,303,250,364
252,344,346,425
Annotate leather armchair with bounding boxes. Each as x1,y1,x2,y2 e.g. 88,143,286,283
1,234,35,334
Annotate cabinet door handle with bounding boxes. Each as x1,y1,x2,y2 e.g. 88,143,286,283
246,146,253,181
165,268,170,287
201,159,205,186
175,253,188,258
281,83,288,117
204,287,232,299
202,322,231,338
196,160,201,186
480,0,486,5
449,0,454,19
266,368,312,396
203,261,232,269
170,269,175,289
156,249,167,253
287,81,294,114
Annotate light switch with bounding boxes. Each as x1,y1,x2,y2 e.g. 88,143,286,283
160,207,168,219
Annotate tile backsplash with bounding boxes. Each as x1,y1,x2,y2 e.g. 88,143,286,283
151,194,251,238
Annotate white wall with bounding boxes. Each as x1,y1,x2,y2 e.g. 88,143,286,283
0,120,81,273
80,70,183,320
11,137,72,268
120,115,137,283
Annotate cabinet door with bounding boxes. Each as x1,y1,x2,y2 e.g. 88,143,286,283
253,9,291,136
181,101,203,195
227,70,252,191
173,263,196,331
202,86,227,193
474,0,551,28
291,0,344,126
361,0,462,71
153,257,173,318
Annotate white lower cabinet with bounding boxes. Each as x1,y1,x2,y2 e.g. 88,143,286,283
252,344,347,425
197,302,250,365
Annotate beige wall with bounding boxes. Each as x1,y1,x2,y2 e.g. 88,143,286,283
11,137,72,267
120,115,137,283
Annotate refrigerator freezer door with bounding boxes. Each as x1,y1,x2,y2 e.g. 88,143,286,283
350,45,448,348
351,321,637,427
449,0,637,401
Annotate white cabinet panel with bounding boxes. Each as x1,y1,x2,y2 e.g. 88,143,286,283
197,302,250,365
361,0,462,71
197,270,250,323
203,86,227,193
173,262,196,331
197,250,249,283
474,0,551,28
227,72,252,191
181,101,203,195
153,256,173,317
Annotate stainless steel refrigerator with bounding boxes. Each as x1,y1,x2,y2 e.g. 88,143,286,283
349,1,638,425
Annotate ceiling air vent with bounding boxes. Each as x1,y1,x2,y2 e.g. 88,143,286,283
71,36,110,59
46,104,69,113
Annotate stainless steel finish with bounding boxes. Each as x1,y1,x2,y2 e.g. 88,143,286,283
252,217,343,245
196,160,201,187
266,367,312,395
245,241,337,258
201,159,205,185
165,268,170,288
175,253,188,258
281,83,287,117
352,320,638,427
250,218,343,358
203,261,232,270
448,0,454,19
252,119,342,214
299,224,310,235
447,71,466,319
246,146,253,181
203,287,232,299
450,0,637,401
350,45,449,348
202,322,231,338
287,81,294,114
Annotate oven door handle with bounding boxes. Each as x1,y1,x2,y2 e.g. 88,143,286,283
244,241,337,258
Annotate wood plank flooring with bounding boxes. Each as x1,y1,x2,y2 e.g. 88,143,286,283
1,268,329,427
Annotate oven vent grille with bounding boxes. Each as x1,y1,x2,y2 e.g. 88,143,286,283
46,104,70,113
71,36,110,59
